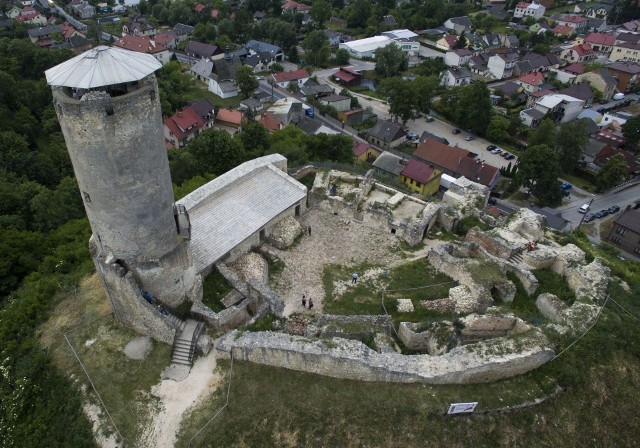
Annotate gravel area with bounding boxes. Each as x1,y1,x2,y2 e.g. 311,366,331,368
227,252,268,284
270,207,405,316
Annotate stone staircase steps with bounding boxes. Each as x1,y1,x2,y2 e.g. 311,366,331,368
509,252,524,264
170,319,202,367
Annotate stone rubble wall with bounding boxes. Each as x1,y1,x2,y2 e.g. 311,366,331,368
91,239,179,345
536,293,567,324
216,329,554,384
398,321,454,354
458,313,530,344
191,298,252,332
306,314,393,340
268,215,304,250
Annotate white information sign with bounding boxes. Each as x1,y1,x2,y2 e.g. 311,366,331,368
447,402,478,415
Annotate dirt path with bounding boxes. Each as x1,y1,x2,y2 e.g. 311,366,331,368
270,207,444,316
139,350,221,448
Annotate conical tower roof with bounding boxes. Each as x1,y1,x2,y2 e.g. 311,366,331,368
45,46,163,89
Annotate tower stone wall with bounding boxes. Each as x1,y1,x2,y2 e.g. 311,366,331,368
52,75,198,308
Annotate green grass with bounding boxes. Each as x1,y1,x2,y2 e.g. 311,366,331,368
202,268,233,312
322,258,456,326
184,83,241,110
535,269,576,306
506,271,544,323
560,172,595,192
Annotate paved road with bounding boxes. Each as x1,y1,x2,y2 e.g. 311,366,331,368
54,5,87,30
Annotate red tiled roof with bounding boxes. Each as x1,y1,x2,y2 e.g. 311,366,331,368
594,146,640,174
571,43,593,56
353,141,370,157
414,139,499,187
561,15,588,24
154,31,176,46
334,70,356,82
272,68,310,83
531,88,554,98
608,62,640,74
211,9,219,18
584,33,615,47
164,106,204,142
518,72,544,86
516,2,531,7
443,34,458,47
16,12,42,21
282,0,311,11
553,25,574,35
112,35,167,54
401,159,437,184
216,108,243,125
194,3,206,12
564,63,584,74
60,22,78,40
259,113,282,133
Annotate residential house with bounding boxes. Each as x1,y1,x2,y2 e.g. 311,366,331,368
383,15,396,28
210,9,220,20
155,31,177,50
413,139,500,189
482,33,501,48
6,6,21,18
297,117,340,136
607,62,640,92
620,20,640,32
595,146,640,177
552,25,574,37
258,113,283,133
27,25,61,45
325,29,341,47
550,66,578,84
267,98,305,125
253,11,267,22
435,34,459,51
516,52,560,74
469,54,490,76
372,151,409,181
586,18,607,33
514,2,545,20
320,95,351,112
581,32,615,53
533,93,585,123
282,0,311,12
112,35,171,65
271,69,310,89
520,108,546,127
560,43,596,63
188,99,216,126
615,32,640,46
563,63,584,75
488,53,518,79
59,22,84,41
185,41,224,60
576,69,616,100
440,67,472,86
605,209,640,257
50,35,93,53
194,3,206,14
400,159,442,196
366,121,406,150
380,29,420,55
71,1,94,19
609,42,640,63
558,83,594,106
15,7,46,25
443,16,473,35
239,97,264,114
526,88,555,107
500,34,520,49
215,109,244,133
491,81,523,99
554,15,589,33
353,141,380,164
600,111,633,127
583,2,613,21
516,72,545,93
246,39,284,61
593,127,625,147
300,81,334,98
193,56,242,98
163,106,206,149
581,138,608,163
173,24,194,43
444,48,472,67
123,19,156,37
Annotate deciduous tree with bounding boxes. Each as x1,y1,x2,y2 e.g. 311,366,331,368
516,144,563,206
529,118,557,147
556,120,589,173
310,0,332,27
621,114,640,149
302,30,331,67
596,153,628,191
234,66,259,98
374,43,407,78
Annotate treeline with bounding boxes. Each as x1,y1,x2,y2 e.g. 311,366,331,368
169,121,354,187
0,37,95,446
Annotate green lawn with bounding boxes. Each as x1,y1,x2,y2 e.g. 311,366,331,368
202,268,233,312
184,83,241,110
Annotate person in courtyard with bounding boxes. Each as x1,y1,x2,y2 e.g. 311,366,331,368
302,294,307,308
352,272,359,284
308,225,311,236
308,297,314,310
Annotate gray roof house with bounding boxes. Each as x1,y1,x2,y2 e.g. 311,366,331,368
366,121,406,149
444,16,473,35
173,23,194,42
558,83,594,105
185,41,223,60
72,2,95,19
372,151,409,180
246,39,284,61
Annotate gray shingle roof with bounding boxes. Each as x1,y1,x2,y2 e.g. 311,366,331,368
173,23,194,36
614,209,640,234
367,121,405,142
372,151,408,176
190,58,214,79
246,39,282,57
179,156,306,272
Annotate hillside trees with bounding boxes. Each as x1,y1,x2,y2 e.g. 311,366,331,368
596,154,628,191
235,66,259,98
374,43,407,78
310,0,332,27
439,82,492,135
621,114,640,149
516,144,563,206
302,30,331,67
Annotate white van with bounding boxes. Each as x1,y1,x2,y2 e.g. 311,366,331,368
579,204,590,214
613,93,625,101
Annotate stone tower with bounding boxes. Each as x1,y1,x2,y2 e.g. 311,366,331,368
46,47,200,342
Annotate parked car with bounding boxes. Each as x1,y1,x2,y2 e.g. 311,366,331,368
561,182,572,191
505,154,516,160
425,116,435,122
598,209,610,218
579,204,590,214
583,214,595,223
613,93,625,101
491,148,502,154
486,145,497,151
465,135,475,141
501,152,511,158
415,112,423,118
608,205,620,214
452,128,461,134
594,211,604,218
256,76,265,80
599,99,608,105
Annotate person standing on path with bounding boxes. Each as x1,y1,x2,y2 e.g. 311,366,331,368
352,272,359,284
302,294,307,308
308,225,311,236
308,297,314,310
